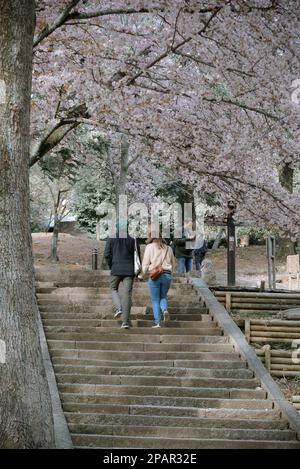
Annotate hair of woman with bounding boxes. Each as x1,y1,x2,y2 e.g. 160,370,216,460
146,236,167,249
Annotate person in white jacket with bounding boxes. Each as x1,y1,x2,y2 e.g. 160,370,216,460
142,237,176,328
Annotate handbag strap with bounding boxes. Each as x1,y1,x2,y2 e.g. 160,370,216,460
160,245,169,266
134,237,141,259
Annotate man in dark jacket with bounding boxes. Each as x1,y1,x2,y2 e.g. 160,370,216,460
174,237,194,274
104,226,140,329
174,221,195,275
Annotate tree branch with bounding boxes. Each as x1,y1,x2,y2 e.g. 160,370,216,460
66,5,221,21
203,96,280,120
125,5,224,86
177,157,300,220
171,8,183,49
34,0,81,48
30,120,79,167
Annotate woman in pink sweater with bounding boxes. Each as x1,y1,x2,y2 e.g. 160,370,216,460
142,237,176,328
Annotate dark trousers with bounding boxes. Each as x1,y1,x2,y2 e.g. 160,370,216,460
110,275,134,323
195,249,206,270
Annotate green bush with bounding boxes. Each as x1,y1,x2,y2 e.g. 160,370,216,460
72,163,115,234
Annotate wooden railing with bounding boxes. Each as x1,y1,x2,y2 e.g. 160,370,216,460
214,290,300,316
244,319,300,378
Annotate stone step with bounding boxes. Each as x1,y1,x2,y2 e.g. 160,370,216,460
39,298,203,306
36,284,196,294
59,392,273,409
39,306,208,315
38,300,204,308
44,326,223,336
39,274,300,448
43,319,216,329
71,434,300,449
36,270,179,277
47,340,234,353
56,374,259,390
51,350,239,361
52,358,247,369
62,402,280,418
65,412,288,430
44,273,185,279
37,291,201,300
54,364,254,379
45,332,228,344
41,281,190,289
37,290,199,298
59,386,266,400
41,312,211,321
68,423,295,441
36,270,187,277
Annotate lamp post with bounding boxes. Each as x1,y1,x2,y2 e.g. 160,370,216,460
92,248,98,270
266,236,276,289
227,201,236,286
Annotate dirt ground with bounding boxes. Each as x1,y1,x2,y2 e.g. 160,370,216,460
206,245,297,289
32,233,105,268
33,233,292,288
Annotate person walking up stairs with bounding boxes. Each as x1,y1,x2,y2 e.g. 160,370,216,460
104,221,141,329
142,235,176,328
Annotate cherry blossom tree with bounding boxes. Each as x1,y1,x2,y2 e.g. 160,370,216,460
2,0,300,447
31,0,300,235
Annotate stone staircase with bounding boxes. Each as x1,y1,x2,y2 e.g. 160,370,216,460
37,270,300,448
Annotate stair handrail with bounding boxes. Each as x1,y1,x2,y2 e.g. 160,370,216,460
192,278,300,438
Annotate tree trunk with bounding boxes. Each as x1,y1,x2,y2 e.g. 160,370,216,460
115,135,129,217
50,195,60,262
277,164,296,260
0,0,54,448
212,228,225,250
51,219,60,262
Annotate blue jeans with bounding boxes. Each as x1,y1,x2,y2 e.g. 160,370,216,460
148,272,172,325
177,257,193,274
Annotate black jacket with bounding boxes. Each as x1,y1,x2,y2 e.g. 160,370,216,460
104,236,140,277
174,237,194,259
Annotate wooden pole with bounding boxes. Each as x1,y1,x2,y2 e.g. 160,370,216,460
264,344,271,372
245,319,250,343
225,293,231,312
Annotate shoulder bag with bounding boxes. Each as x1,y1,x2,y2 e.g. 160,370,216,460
148,246,169,281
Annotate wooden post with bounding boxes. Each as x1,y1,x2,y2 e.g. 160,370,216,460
264,344,271,372
225,293,232,312
245,319,251,343
260,280,265,292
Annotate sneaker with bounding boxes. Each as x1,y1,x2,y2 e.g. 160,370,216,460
152,324,161,328
163,310,169,322
185,272,192,283
121,322,129,329
114,310,122,318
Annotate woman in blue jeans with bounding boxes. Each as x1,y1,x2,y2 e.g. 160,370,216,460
142,237,176,328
